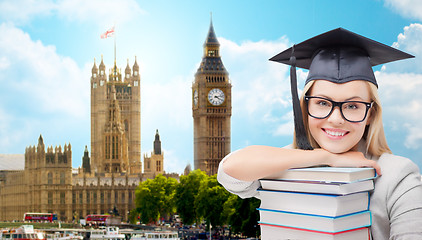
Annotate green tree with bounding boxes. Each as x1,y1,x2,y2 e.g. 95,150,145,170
135,174,178,224
224,194,261,237
162,177,178,220
196,174,230,227
128,209,139,224
135,179,158,223
174,169,207,225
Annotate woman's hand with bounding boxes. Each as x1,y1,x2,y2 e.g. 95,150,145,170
321,149,382,176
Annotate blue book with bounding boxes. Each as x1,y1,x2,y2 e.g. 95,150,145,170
258,189,370,217
258,208,372,233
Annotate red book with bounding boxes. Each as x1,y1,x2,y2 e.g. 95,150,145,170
260,223,371,240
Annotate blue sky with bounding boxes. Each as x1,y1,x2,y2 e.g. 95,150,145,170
0,0,421,173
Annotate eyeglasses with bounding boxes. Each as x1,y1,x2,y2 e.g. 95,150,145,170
304,96,373,123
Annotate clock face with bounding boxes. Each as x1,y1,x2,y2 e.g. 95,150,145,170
193,90,198,106
208,88,225,106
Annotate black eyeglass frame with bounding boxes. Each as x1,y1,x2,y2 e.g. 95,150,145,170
304,96,374,123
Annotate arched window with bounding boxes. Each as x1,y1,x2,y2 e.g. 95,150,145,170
124,120,129,132
48,192,53,204
86,192,90,204
60,172,65,184
116,136,119,159
48,172,53,184
112,136,116,159
60,192,65,204
105,135,110,159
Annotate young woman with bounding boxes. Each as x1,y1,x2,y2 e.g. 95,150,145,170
217,28,422,239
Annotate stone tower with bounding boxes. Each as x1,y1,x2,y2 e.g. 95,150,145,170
82,145,91,174
143,130,164,178
90,57,141,174
25,135,72,221
192,18,232,175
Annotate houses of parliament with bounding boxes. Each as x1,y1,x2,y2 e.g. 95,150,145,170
0,19,231,222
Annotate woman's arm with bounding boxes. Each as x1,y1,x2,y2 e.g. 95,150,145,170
222,145,381,181
370,155,422,239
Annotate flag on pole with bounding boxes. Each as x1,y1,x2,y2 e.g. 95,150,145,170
101,26,115,39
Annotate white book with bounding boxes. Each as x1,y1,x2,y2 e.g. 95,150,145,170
258,189,369,217
259,179,374,195
258,208,371,233
266,167,376,183
260,224,370,240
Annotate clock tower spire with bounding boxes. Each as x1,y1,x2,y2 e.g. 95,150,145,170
192,17,232,175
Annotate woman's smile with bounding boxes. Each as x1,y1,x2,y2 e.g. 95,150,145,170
322,128,349,139
307,80,372,153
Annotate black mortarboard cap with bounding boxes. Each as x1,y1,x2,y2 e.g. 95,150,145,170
269,28,414,150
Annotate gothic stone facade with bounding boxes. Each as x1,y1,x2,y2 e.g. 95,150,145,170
0,136,74,221
0,135,140,221
0,58,168,222
91,57,142,174
192,20,232,175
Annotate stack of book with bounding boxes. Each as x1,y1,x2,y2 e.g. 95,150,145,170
257,167,376,240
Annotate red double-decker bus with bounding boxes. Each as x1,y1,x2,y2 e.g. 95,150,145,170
23,212,58,222
85,214,110,225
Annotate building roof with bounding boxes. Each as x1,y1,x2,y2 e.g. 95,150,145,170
0,154,25,170
197,57,227,73
197,18,227,74
204,20,220,46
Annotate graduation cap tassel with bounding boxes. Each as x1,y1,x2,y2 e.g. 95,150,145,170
289,45,313,150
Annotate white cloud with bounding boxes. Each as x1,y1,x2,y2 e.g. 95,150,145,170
0,0,144,26
376,24,422,150
56,0,145,27
385,23,422,73
0,22,90,156
274,120,294,136
384,0,422,21
219,37,309,138
0,56,10,70
403,124,422,149
0,107,30,152
140,73,194,174
161,148,189,174
0,22,89,118
0,0,55,24
376,71,422,149
141,75,192,131
220,38,291,116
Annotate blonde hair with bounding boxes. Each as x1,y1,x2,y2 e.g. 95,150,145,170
293,80,391,157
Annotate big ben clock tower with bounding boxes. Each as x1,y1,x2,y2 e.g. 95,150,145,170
192,18,231,175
